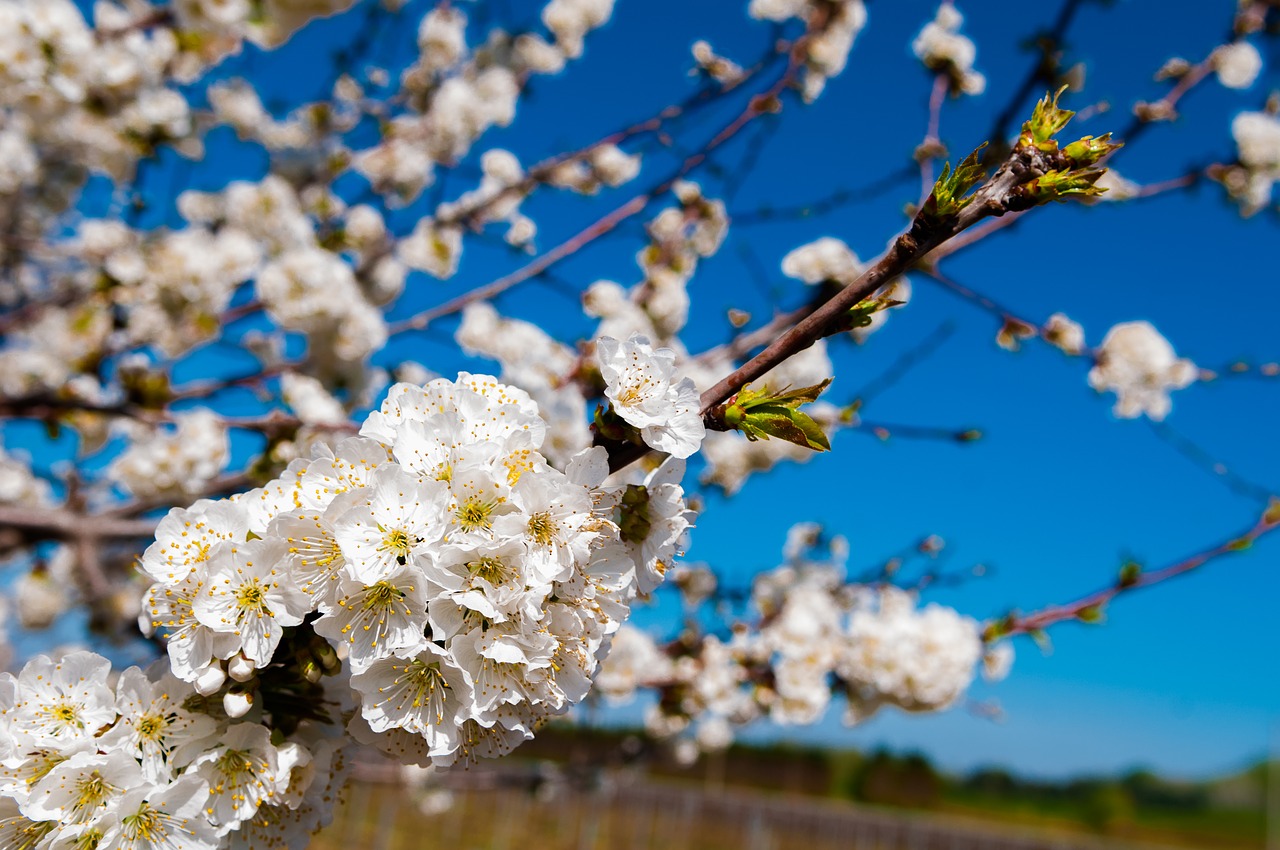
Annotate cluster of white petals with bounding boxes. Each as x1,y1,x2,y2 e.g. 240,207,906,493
16,545,79,631
547,144,643,195
112,410,230,500
137,374,693,779
0,650,351,850
1228,110,1280,215
750,0,867,101
543,0,616,59
781,236,861,285
913,4,986,96
598,335,706,460
0,443,51,509
449,187,743,482
594,181,730,339
455,303,590,467
353,1,612,211
692,40,747,86
601,524,997,757
837,586,984,720
1088,321,1197,420
0,0,373,296
1213,41,1263,90
1044,313,1086,355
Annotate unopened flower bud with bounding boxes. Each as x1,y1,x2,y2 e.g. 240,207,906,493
227,653,256,682
300,658,323,684
193,664,227,696
224,688,253,718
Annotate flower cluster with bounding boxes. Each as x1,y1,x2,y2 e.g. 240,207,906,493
0,650,351,850
1226,110,1280,216
355,1,613,209
749,0,867,101
138,374,694,776
836,585,986,720
1088,321,1197,420
598,524,1004,759
0,442,51,510
912,4,986,96
112,411,230,500
1212,41,1263,90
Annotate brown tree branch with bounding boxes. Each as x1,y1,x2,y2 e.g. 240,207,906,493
0,505,159,543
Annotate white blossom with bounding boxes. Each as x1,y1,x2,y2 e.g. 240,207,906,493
597,335,705,459
1044,313,1086,355
781,236,861,285
542,0,615,59
192,538,311,668
100,668,218,784
1088,321,1197,420
111,412,230,501
1213,41,1262,89
913,4,986,95
1230,110,1280,215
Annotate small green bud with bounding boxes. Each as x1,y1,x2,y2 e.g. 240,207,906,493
923,144,989,221
618,484,652,545
722,379,833,452
311,639,341,673
1226,536,1253,552
1118,561,1142,588
1077,604,1105,624
846,293,905,331
1019,168,1108,204
1020,87,1076,150
1062,134,1122,167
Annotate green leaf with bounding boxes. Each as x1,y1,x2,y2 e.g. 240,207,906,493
722,379,834,452
792,410,832,452
1018,168,1109,205
923,143,989,220
1021,87,1076,150
846,294,905,331
1062,134,1122,168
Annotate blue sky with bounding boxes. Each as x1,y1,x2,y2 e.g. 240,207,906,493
27,0,1280,779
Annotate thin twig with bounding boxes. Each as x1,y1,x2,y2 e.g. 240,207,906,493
729,165,915,226
1146,419,1274,505
390,36,813,336
991,507,1279,639
0,505,160,541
